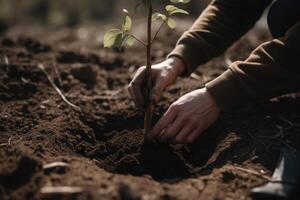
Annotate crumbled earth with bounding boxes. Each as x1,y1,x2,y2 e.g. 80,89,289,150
0,23,300,200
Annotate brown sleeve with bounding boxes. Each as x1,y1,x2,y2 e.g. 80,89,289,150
168,0,271,75
205,21,300,112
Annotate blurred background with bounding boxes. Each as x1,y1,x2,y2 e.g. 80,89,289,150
0,0,211,33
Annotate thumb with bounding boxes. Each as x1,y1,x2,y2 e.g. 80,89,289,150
150,78,167,104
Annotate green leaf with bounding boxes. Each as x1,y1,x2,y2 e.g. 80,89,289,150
166,5,189,15
170,0,190,4
122,15,132,32
152,13,167,22
113,33,124,49
167,18,176,29
124,34,135,46
103,29,123,48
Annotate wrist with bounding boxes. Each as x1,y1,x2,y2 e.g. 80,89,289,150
165,56,186,76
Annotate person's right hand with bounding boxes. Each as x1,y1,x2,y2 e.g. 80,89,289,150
128,57,186,110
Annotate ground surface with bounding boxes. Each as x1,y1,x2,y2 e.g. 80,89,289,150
1,22,300,200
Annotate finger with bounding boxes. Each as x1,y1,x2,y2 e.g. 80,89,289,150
131,82,145,109
129,68,146,108
128,84,143,111
158,115,184,142
147,106,177,139
150,77,168,104
185,126,205,144
170,123,194,144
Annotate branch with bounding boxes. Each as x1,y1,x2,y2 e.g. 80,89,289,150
151,20,167,43
129,34,147,47
38,64,82,112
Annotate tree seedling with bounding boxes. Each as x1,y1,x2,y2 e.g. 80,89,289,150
103,0,190,135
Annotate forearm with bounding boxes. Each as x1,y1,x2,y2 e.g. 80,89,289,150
168,0,271,75
206,22,300,112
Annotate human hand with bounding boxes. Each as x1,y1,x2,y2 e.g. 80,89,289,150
147,88,220,144
128,57,185,110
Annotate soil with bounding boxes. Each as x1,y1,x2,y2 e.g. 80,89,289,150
1,23,300,200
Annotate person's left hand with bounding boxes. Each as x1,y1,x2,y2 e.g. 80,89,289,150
146,87,221,144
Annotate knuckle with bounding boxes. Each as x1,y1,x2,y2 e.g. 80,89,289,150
185,137,194,144
170,104,180,112
174,137,184,144
189,119,199,127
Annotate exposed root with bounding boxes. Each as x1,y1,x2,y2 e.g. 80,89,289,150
38,63,82,112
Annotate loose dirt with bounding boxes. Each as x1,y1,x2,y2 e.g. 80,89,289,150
1,24,300,200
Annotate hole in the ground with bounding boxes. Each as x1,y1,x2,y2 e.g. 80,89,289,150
93,128,219,181
80,113,221,181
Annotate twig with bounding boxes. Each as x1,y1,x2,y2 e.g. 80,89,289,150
51,59,63,86
247,131,268,150
8,137,12,145
40,186,83,195
278,116,300,128
38,64,82,112
43,162,69,170
0,136,22,147
4,56,9,65
151,20,167,43
129,34,147,47
0,142,7,147
233,166,271,181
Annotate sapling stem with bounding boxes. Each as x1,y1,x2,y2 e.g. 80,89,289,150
129,34,147,47
103,0,190,136
151,20,167,44
144,4,153,135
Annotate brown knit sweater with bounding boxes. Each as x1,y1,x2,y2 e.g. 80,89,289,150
168,0,300,112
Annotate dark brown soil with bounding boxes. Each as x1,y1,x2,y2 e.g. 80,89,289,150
1,24,300,200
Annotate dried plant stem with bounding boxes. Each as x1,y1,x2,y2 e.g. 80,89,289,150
38,64,82,112
144,4,153,135
52,59,63,86
233,166,272,181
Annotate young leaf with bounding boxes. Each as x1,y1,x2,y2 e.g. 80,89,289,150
167,18,176,29
113,33,124,49
122,15,132,32
170,0,190,4
123,9,129,15
152,13,167,22
166,5,189,15
103,29,123,48
123,34,135,46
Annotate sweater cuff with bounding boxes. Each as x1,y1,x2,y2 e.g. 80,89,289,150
167,36,213,77
205,69,249,112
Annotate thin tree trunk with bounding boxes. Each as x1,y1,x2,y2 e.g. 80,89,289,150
144,4,153,135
